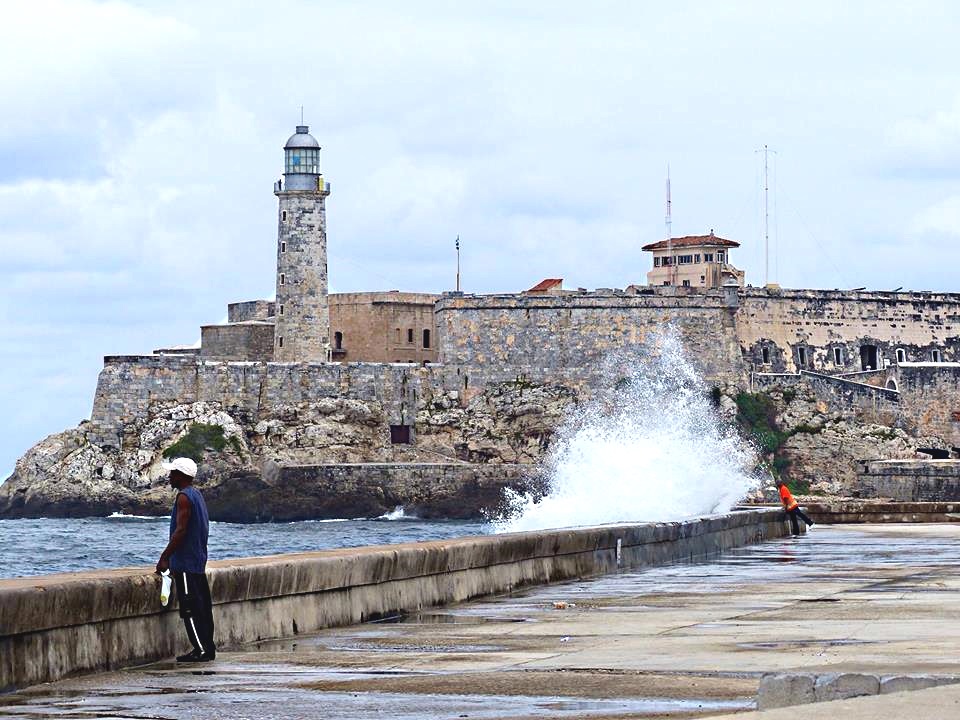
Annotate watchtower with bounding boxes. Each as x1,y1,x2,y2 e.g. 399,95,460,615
273,125,331,361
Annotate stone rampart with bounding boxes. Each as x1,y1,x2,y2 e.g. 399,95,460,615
0,508,789,693
894,364,960,446
856,460,960,501
200,322,275,362
435,290,744,384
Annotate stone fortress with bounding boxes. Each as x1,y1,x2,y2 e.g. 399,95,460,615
3,125,960,520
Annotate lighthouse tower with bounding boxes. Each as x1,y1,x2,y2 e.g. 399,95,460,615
273,125,331,362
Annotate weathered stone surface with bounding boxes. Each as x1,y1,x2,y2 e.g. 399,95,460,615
814,672,880,702
757,673,816,709
880,675,958,694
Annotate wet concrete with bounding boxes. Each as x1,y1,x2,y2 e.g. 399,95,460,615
4,524,960,719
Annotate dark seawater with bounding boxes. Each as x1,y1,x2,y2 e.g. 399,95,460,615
0,513,491,579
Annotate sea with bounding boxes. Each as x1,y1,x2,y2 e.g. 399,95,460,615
0,512,490,579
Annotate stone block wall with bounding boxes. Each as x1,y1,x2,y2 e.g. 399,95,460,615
893,364,960,446
856,460,960,501
737,288,960,374
227,300,275,323
435,290,745,385
200,322,275,362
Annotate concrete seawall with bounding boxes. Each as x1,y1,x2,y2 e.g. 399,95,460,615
0,508,789,693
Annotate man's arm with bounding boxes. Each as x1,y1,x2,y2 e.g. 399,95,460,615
156,493,191,573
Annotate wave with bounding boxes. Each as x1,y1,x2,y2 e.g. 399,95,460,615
377,506,418,521
106,512,166,520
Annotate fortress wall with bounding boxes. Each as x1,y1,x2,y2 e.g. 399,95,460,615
0,508,790,693
894,364,960,446
435,291,746,385
737,289,960,373
86,356,604,450
200,322,275,362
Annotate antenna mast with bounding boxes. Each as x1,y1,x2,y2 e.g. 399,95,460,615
763,145,769,286
666,166,674,285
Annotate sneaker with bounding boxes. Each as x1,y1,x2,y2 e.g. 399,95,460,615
176,650,206,663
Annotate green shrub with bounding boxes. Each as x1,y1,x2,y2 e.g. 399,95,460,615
791,423,823,435
163,423,227,462
781,388,797,404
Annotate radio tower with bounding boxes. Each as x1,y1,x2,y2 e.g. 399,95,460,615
666,166,675,285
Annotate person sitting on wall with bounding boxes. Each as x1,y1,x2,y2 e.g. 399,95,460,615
155,457,216,662
777,479,814,536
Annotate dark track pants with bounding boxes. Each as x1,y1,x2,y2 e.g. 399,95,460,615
173,571,216,656
786,507,814,535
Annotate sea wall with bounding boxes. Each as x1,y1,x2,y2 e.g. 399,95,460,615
0,508,789,693
856,460,960,501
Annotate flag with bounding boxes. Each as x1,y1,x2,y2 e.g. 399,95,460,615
456,235,460,251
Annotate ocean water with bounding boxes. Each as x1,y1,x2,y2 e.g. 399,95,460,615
0,513,490,579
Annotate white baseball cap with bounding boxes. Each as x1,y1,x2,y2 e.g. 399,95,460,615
162,457,198,478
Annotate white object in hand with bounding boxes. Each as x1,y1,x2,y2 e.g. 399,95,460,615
160,570,172,606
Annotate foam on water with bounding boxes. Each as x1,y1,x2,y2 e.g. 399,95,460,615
497,327,759,532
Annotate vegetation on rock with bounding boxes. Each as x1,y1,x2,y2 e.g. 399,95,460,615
163,423,227,462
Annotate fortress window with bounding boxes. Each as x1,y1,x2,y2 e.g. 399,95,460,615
281,241,286,253
717,252,725,263
700,275,706,283
390,425,412,444
279,304,284,316
797,347,808,368
395,328,401,343
695,254,701,263
654,257,662,267
407,328,414,343
896,348,906,363
422,329,431,349
762,347,770,364
280,273,285,285
678,255,693,265
834,347,843,365
278,336,284,348
334,331,343,350
704,253,714,262
682,279,691,286
282,211,287,221
932,349,942,362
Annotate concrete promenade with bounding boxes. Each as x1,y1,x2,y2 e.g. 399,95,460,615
3,524,960,718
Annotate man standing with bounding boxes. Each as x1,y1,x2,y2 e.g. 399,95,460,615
156,457,216,662
777,479,815,536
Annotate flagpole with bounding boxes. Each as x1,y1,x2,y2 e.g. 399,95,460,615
456,235,461,292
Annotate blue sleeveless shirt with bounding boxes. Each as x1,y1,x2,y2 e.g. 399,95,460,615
169,486,210,573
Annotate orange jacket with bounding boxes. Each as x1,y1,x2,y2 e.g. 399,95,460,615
779,484,798,510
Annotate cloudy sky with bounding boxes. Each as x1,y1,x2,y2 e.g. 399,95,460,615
2,0,960,477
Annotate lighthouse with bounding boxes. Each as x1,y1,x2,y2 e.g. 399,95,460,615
273,125,331,362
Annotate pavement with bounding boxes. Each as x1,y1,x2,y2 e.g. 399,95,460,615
3,523,960,719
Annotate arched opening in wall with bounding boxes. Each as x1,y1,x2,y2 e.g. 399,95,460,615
860,344,878,371
833,347,844,366
761,347,770,365
896,348,906,364
797,347,808,369
932,349,942,362
422,329,431,349
334,331,343,350
886,378,899,391
917,447,950,459
407,328,414,344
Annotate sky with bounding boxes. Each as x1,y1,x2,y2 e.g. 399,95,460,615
2,0,960,478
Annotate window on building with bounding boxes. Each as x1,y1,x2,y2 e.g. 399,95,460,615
678,254,694,265
695,254,701,263
282,211,286,221
860,344,878,370
717,251,725,263
281,241,286,253
682,279,691,286
662,281,671,286
279,304,284,316
700,275,706,283
390,425,412,444
896,348,906,363
662,257,673,266
280,273,285,285
798,347,808,367
278,336,283,348
654,257,662,267
834,347,843,365
932,349,942,362
703,253,714,262
334,331,343,350
395,328,401,343
762,347,770,364
422,329,431,349
407,328,414,343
